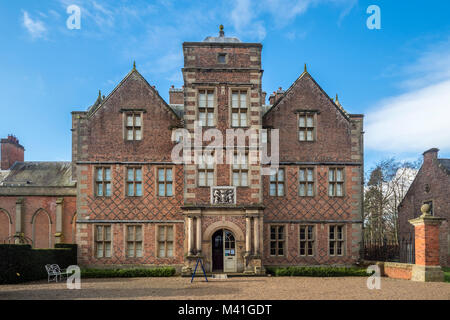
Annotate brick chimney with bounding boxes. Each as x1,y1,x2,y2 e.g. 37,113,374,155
268,87,285,105
169,85,184,104
1,135,25,170
423,148,439,163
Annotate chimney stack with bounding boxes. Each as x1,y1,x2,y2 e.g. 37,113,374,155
268,87,285,105
169,85,184,105
1,135,25,170
423,148,439,163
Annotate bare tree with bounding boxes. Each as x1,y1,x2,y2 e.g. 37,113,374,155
363,158,420,243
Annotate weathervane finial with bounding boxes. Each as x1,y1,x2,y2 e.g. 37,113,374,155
133,61,136,70
304,63,307,73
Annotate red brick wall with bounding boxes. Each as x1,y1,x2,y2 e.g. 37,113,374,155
383,262,412,280
0,196,76,247
398,150,450,266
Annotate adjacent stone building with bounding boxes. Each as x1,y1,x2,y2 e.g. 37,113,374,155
71,27,364,273
0,136,77,247
398,148,450,267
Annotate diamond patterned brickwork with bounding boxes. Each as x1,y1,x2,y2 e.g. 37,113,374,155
263,166,359,221
84,164,184,221
262,222,356,266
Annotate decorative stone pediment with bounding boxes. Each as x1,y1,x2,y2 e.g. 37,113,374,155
210,186,236,205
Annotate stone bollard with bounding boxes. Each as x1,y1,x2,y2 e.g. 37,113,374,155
408,204,445,282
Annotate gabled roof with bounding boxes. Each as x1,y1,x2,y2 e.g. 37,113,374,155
0,162,74,187
263,68,352,121
87,65,181,121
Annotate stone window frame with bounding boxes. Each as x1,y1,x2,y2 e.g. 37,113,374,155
422,199,434,216
197,88,217,128
269,167,285,197
123,111,144,141
156,166,174,197
328,224,345,257
299,167,315,197
94,166,112,197
328,167,345,197
156,224,175,258
231,148,249,187
94,224,112,258
229,87,250,128
125,166,143,197
196,149,216,187
299,225,316,257
269,224,287,257
125,224,143,258
297,111,317,142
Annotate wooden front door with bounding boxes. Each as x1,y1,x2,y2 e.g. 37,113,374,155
212,230,223,271
212,229,237,272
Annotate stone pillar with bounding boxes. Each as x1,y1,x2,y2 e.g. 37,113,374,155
245,216,252,255
55,198,64,244
187,216,194,255
253,216,259,255
196,216,202,254
409,204,445,282
14,198,23,244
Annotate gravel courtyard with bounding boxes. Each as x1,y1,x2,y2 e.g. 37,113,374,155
0,277,449,300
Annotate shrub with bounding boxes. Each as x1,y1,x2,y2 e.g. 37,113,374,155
0,244,77,284
81,267,176,278
267,266,369,277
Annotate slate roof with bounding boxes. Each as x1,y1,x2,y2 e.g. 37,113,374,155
0,162,75,187
438,159,450,174
169,104,185,118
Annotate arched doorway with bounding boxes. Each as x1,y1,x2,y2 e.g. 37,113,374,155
212,229,236,272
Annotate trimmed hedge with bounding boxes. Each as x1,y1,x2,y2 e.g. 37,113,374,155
81,267,176,278
0,244,77,284
443,267,450,283
265,266,371,277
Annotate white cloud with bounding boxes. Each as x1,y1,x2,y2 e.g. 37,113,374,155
366,39,450,153
366,79,450,153
22,11,47,39
229,0,356,40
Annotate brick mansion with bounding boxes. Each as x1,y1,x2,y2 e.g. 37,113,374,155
0,27,365,274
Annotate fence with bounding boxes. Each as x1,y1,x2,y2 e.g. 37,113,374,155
363,236,415,264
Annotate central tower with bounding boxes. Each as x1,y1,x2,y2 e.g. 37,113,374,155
181,26,265,274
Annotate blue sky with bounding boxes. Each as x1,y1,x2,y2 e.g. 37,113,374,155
0,0,449,172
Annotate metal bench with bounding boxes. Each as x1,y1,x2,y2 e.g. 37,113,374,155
45,264,70,282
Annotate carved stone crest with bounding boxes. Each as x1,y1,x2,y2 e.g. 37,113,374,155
210,186,236,205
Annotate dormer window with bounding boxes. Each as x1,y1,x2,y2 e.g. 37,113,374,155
218,53,226,64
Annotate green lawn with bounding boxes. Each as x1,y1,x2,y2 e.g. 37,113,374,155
443,268,450,283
